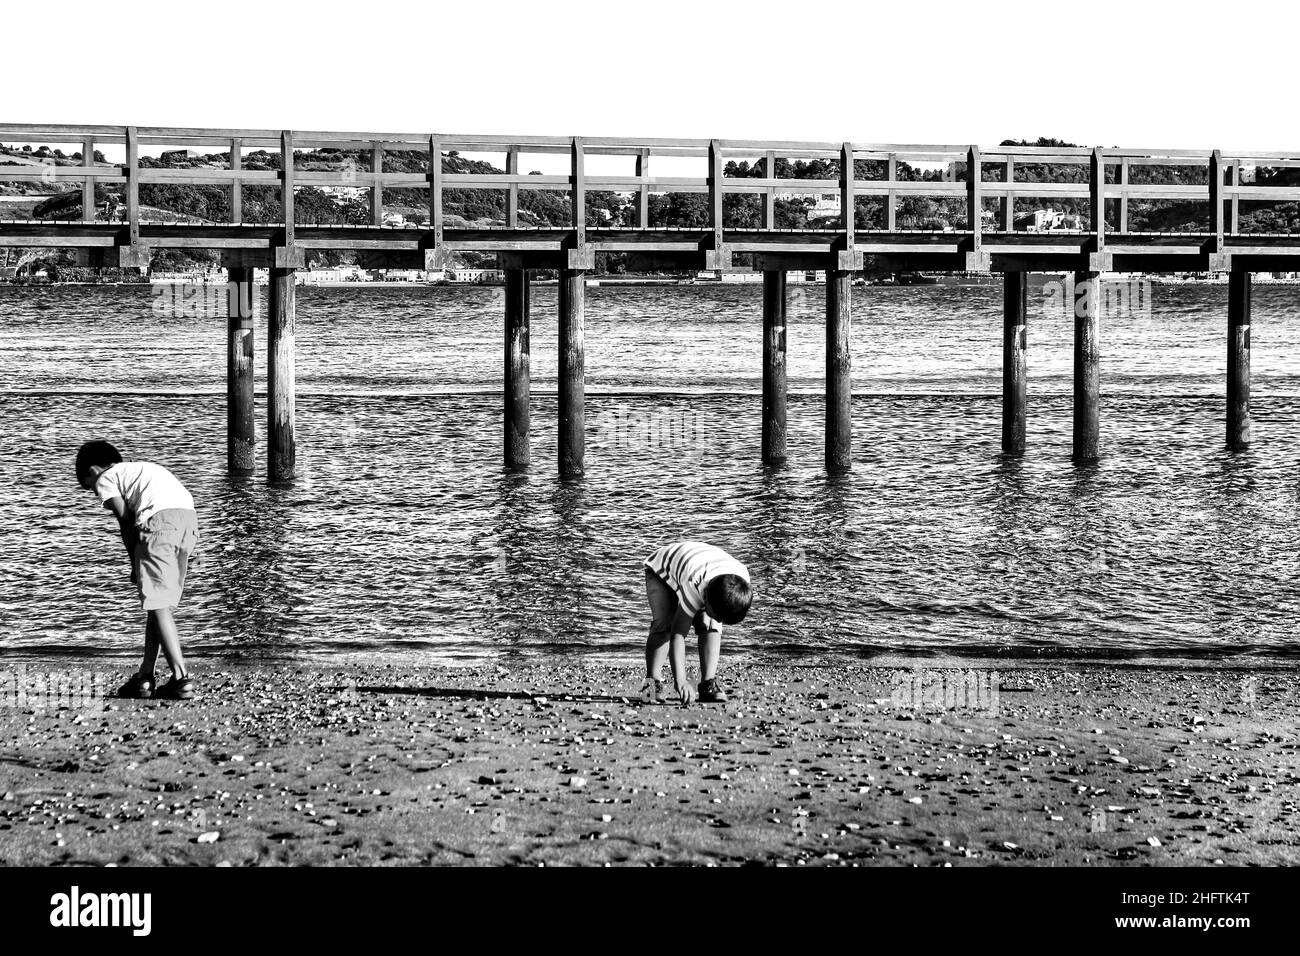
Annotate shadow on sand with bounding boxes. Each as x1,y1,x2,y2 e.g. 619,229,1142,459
345,685,647,706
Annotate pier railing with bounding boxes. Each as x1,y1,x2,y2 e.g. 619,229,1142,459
5,124,1300,271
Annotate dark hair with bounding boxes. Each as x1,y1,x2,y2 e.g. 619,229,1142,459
75,440,122,488
705,574,752,625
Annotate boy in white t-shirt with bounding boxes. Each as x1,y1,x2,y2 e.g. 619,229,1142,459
76,440,199,700
642,541,752,706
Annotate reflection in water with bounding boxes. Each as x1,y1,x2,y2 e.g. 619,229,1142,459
544,481,596,644
747,469,803,652
485,471,534,653
205,478,300,653
979,454,1034,652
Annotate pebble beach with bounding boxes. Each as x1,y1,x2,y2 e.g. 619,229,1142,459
0,662,1296,866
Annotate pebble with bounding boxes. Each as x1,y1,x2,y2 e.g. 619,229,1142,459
196,831,220,844
1147,836,1161,847
907,796,923,804
568,777,587,789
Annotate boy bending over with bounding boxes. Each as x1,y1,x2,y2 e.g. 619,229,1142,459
76,440,198,700
643,541,751,705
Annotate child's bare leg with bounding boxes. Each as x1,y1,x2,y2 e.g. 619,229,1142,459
645,631,671,679
697,627,721,681
148,608,188,678
139,614,161,677
644,569,676,680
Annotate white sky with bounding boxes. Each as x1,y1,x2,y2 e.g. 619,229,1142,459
5,0,1297,153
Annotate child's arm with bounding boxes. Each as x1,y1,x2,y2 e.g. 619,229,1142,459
103,496,139,577
668,607,697,705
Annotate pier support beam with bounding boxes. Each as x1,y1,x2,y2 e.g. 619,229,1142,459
226,266,255,475
1227,270,1252,449
1072,271,1100,463
762,270,788,465
1002,271,1028,455
268,267,297,482
825,269,852,472
559,268,585,478
504,268,531,469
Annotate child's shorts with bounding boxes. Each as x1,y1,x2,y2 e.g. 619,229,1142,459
645,568,720,638
133,509,199,611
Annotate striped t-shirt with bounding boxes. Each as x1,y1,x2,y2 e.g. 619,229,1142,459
644,542,749,618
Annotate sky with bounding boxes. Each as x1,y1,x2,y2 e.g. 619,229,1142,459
5,0,1296,152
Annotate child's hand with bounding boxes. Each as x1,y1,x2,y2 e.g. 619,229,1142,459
677,682,697,707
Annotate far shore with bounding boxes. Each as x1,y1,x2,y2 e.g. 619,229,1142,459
1,660,1294,866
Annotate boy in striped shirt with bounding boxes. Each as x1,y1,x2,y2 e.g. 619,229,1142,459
643,541,752,705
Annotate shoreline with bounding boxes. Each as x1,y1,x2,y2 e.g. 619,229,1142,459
8,276,1300,290
3,649,1300,670
2,660,1294,866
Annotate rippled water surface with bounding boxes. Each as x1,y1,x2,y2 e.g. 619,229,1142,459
2,281,1298,663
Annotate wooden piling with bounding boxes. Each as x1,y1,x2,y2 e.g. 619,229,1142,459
268,267,296,481
762,270,788,465
825,269,852,472
1002,271,1028,455
559,268,585,477
1227,270,1252,449
1073,271,1101,462
226,266,255,475
504,267,531,468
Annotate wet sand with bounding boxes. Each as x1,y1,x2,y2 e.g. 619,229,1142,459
0,662,1296,866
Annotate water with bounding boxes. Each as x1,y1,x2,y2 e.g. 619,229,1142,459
2,281,1299,664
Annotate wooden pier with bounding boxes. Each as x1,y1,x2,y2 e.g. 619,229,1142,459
3,124,1297,478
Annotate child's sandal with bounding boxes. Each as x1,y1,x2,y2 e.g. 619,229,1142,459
156,675,195,701
117,673,155,699
639,678,667,704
